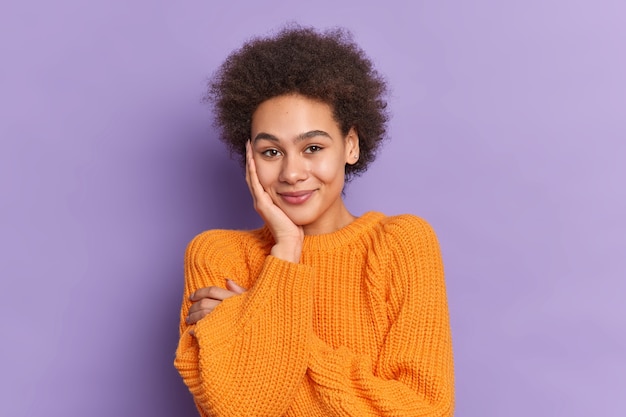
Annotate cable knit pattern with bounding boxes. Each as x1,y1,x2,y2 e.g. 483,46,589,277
174,211,454,416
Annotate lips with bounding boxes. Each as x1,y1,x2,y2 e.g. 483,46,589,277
278,190,315,205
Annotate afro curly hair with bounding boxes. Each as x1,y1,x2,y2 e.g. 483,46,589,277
207,25,389,181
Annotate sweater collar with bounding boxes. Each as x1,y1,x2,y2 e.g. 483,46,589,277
258,211,385,252
299,211,385,251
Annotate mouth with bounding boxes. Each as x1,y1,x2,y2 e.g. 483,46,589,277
278,190,316,205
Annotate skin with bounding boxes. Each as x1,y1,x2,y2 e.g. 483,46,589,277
187,94,360,330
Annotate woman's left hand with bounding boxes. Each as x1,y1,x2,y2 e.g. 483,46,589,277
186,279,247,335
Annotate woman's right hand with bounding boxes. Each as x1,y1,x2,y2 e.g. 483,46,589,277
245,140,304,263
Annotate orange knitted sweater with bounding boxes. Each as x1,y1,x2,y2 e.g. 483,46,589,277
174,212,454,416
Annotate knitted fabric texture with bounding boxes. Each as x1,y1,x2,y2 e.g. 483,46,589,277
174,212,454,416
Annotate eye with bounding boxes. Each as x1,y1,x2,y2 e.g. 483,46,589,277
304,145,323,154
261,148,282,158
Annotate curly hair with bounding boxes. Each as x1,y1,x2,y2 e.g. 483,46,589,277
207,25,389,180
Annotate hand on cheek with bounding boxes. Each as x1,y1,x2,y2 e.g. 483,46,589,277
245,141,304,263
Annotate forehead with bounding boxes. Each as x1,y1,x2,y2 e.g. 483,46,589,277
251,94,341,139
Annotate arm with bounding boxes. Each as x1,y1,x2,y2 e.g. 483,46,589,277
174,233,314,416
175,141,310,416
302,216,454,416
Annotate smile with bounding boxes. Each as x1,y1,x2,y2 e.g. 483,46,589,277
278,190,315,205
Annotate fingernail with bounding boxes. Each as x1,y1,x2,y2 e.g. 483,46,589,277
189,292,194,301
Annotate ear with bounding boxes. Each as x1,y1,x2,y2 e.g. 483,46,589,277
344,127,360,165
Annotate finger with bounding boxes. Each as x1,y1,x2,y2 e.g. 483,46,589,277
186,298,222,324
186,286,242,324
245,140,252,192
245,141,254,191
188,297,221,315
190,286,238,302
245,141,263,210
186,308,213,325
226,279,247,294
245,142,262,202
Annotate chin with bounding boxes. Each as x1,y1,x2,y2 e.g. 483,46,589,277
287,214,316,227
281,208,318,227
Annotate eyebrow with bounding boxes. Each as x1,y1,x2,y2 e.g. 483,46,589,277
253,130,332,143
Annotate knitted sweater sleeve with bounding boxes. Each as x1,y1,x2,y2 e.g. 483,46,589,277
303,216,454,416
174,230,315,417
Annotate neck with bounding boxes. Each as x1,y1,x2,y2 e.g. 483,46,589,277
302,200,356,236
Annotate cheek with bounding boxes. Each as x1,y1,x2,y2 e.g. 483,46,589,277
312,155,346,184
253,160,275,189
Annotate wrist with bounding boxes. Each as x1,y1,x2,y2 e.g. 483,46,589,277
271,240,302,263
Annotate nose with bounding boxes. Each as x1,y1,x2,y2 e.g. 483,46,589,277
278,154,308,184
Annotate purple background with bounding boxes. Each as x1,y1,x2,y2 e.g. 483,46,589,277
1,1,625,416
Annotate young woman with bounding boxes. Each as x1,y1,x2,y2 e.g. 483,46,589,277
175,26,454,416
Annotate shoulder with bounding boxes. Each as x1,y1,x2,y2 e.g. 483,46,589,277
357,212,442,268
186,227,272,261
377,214,443,274
379,214,440,249
353,212,439,255
184,227,273,288
378,215,446,314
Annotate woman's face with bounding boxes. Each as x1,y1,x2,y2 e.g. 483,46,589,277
250,94,359,235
